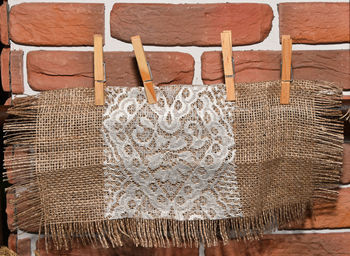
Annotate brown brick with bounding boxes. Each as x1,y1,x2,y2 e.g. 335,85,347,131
17,237,31,256
10,50,24,94
287,188,350,229
4,146,30,184
110,3,273,46
205,233,350,256
0,2,9,45
1,47,10,91
9,3,104,46
1,49,24,94
6,190,15,232
342,143,350,184
27,51,194,91
4,97,12,106
201,50,350,89
36,238,199,256
3,146,14,183
279,3,350,44
8,234,17,252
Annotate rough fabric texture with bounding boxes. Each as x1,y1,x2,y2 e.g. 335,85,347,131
4,81,343,250
0,247,17,256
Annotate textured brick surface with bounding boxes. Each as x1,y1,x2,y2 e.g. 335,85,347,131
9,3,104,46
36,238,199,256
1,49,24,93
287,188,350,229
9,50,24,94
1,47,10,91
279,3,350,44
110,3,273,46
4,146,30,184
27,51,194,91
205,233,350,256
8,234,16,252
201,50,350,89
0,2,9,45
6,190,15,232
17,237,31,256
342,143,350,184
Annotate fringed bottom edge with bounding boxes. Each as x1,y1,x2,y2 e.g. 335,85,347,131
43,201,310,251
312,81,343,204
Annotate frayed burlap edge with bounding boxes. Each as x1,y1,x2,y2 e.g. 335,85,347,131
3,81,343,250
3,95,42,233
41,202,308,250
310,81,343,204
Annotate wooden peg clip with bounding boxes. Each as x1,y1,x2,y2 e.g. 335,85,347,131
131,35,157,104
221,30,235,101
94,34,105,106
280,35,293,105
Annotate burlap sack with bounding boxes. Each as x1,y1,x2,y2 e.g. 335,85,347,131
4,80,343,250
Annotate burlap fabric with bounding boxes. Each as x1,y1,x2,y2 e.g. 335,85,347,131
4,80,343,250
0,247,17,256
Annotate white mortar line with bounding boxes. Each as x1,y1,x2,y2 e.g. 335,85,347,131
274,229,350,234
199,243,205,256
340,184,350,189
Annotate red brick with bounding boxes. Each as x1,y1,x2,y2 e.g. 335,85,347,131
27,51,194,91
10,50,24,94
342,143,350,184
201,50,350,89
4,97,12,106
4,146,29,184
287,188,350,230
1,47,10,91
205,233,350,256
17,237,31,256
1,49,24,94
6,190,15,232
4,146,31,184
4,146,14,183
0,2,9,45
279,3,350,44
110,3,273,46
36,238,199,256
8,234,17,252
9,3,104,46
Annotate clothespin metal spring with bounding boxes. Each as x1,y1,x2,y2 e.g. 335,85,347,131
224,57,235,79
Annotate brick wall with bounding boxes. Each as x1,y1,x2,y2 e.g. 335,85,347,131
1,0,349,255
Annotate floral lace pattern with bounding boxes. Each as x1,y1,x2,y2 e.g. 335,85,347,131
103,84,242,220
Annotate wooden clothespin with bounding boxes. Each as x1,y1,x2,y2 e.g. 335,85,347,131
131,35,157,104
94,34,105,106
221,30,235,101
280,35,293,105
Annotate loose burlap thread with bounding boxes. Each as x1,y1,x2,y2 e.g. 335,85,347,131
4,80,343,250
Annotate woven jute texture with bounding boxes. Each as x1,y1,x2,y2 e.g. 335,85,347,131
4,80,343,250
0,247,17,256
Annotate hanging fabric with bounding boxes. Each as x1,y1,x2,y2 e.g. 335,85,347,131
4,79,343,250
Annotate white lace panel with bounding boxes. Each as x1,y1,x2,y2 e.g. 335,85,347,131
102,84,242,220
